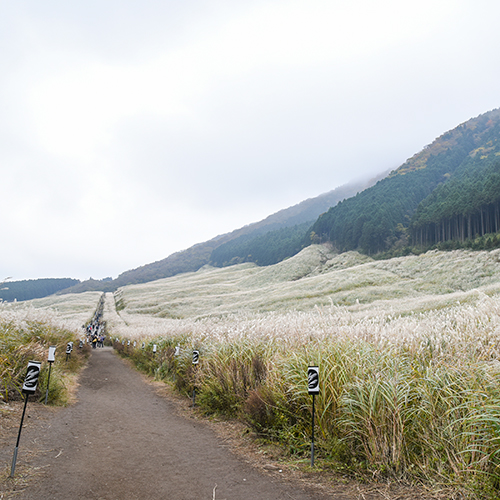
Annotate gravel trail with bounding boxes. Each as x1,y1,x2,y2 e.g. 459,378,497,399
6,347,343,500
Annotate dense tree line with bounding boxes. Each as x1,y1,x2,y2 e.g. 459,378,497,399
307,109,500,255
410,153,500,245
210,222,311,267
307,149,470,254
0,278,79,302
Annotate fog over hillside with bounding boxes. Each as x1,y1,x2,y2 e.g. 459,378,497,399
4,2,500,282
57,174,383,295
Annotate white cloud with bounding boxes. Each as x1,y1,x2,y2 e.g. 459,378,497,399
25,0,456,160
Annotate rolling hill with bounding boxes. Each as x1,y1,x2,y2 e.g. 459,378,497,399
112,244,500,320
58,175,381,294
84,107,500,295
24,106,500,300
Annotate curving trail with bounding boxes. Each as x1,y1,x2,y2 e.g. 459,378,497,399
10,347,342,500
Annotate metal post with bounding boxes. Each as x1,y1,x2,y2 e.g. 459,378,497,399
311,393,315,467
191,350,199,407
44,362,53,405
11,393,29,477
192,364,197,407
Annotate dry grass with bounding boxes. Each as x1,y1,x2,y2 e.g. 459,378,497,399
0,293,98,406
7,247,500,498
103,246,500,498
114,246,500,319
3,291,103,330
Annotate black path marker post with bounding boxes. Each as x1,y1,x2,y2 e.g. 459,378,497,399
307,366,320,467
11,361,42,477
192,350,199,407
44,346,56,404
65,342,72,361
173,346,180,383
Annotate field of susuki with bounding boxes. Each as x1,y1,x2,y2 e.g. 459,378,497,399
7,246,500,498
0,292,100,404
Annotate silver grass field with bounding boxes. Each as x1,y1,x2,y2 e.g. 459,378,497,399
0,292,98,405
5,247,500,498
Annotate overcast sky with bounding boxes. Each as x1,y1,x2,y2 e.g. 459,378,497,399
2,0,500,282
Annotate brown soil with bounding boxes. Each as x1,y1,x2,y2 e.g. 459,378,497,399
1,347,439,499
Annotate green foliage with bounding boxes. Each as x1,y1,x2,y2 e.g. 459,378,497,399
210,223,311,267
113,335,194,394
341,370,413,473
197,342,268,415
0,278,80,302
115,333,500,496
411,154,500,245
308,108,500,256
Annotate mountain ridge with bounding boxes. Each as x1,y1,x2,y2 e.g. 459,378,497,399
309,107,500,255
15,107,500,301
57,174,383,295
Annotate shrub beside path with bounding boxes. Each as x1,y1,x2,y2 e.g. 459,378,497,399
2,347,348,500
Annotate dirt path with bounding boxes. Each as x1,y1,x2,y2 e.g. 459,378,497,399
2,347,349,500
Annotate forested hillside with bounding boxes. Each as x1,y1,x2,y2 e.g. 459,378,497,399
0,278,79,302
52,108,500,297
208,179,385,267
411,143,500,245
210,222,311,267
308,108,500,254
59,177,378,294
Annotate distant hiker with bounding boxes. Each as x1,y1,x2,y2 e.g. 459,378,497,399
92,335,98,349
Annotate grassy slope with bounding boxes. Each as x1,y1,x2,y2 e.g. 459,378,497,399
108,248,500,498
6,291,103,329
0,292,100,405
116,245,500,319
20,254,500,496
